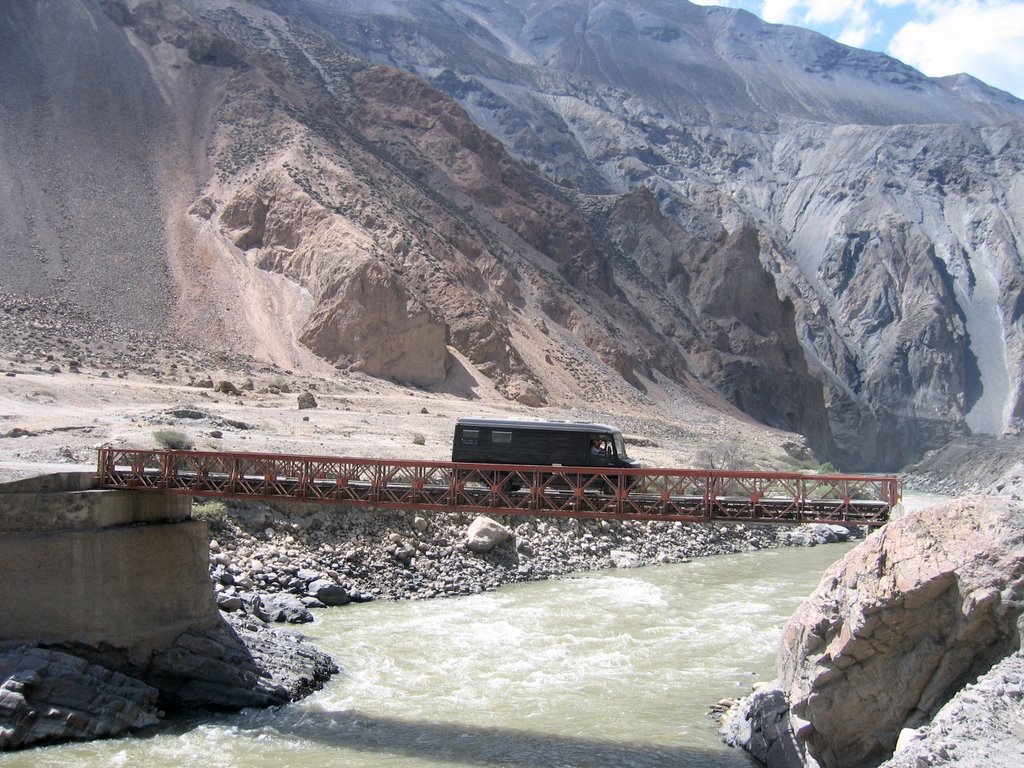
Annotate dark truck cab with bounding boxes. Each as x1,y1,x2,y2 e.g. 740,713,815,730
451,417,640,469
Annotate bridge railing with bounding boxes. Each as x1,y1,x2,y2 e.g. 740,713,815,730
95,448,898,526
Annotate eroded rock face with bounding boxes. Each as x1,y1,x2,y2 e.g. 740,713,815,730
0,645,160,750
778,498,1024,768
299,254,449,387
12,0,1023,469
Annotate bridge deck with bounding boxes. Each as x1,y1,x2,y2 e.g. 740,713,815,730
96,449,898,526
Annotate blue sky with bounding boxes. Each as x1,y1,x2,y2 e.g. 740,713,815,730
696,0,1024,99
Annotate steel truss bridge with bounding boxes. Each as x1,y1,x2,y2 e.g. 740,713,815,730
96,448,898,527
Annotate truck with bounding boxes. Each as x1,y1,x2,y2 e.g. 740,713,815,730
451,417,640,470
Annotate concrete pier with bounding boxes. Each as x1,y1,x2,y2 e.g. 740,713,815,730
0,472,217,651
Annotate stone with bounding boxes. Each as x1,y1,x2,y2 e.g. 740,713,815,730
610,549,642,568
261,594,314,624
216,594,243,612
465,516,510,553
774,498,1024,768
214,380,240,395
297,392,317,410
306,578,350,607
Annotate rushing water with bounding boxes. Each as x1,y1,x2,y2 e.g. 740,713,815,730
3,543,854,768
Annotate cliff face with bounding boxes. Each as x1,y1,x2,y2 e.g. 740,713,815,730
725,498,1024,768
298,0,1024,469
2,0,1023,468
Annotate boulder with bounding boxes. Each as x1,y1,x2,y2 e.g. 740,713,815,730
761,497,1024,768
214,380,240,395
143,612,336,710
0,645,160,750
610,549,642,568
261,594,314,624
307,578,350,606
465,516,510,553
216,593,243,612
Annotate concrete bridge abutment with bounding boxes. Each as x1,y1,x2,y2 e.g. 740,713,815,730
0,472,218,654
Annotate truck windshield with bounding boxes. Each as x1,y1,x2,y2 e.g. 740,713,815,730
613,433,628,458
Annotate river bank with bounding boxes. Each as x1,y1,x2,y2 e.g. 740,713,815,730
200,497,861,622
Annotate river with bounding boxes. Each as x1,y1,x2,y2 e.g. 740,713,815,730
2,543,854,767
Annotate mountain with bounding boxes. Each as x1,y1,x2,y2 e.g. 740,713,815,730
1,0,1022,470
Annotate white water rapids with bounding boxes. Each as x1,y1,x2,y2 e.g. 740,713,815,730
1,543,855,768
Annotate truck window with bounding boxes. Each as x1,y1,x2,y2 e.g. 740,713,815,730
461,429,479,445
613,434,628,458
493,430,513,444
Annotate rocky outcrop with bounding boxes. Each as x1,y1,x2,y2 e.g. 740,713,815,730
142,612,336,710
723,497,1024,768
881,645,1024,768
299,253,450,387
0,613,337,751
0,645,160,751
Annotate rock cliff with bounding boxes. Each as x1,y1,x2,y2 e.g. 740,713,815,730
2,0,1023,469
296,0,1024,469
723,497,1024,768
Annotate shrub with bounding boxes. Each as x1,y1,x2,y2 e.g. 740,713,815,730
192,500,230,523
154,429,193,450
695,441,742,470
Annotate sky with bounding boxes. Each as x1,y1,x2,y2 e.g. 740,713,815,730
697,0,1024,99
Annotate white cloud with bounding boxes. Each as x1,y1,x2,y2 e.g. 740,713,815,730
761,0,804,23
837,21,876,46
888,2,1024,97
804,0,864,24
693,0,1024,99
758,0,867,24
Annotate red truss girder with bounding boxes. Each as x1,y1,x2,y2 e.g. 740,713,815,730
95,449,898,526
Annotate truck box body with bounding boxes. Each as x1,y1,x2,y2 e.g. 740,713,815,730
451,418,639,469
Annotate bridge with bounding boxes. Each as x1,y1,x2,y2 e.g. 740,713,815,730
96,448,899,526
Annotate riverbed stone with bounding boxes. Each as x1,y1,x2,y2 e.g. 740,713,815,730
610,549,642,568
307,578,350,606
465,516,510,553
261,594,314,624
216,593,243,612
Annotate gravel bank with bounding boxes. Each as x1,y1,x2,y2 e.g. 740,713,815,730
199,497,861,622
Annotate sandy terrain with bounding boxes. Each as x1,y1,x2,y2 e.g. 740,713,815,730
0,293,812,485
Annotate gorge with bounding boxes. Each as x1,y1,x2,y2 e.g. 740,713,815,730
2,0,1022,471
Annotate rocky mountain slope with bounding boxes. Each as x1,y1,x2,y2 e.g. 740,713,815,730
723,496,1024,768
2,0,1022,470
302,0,1024,470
